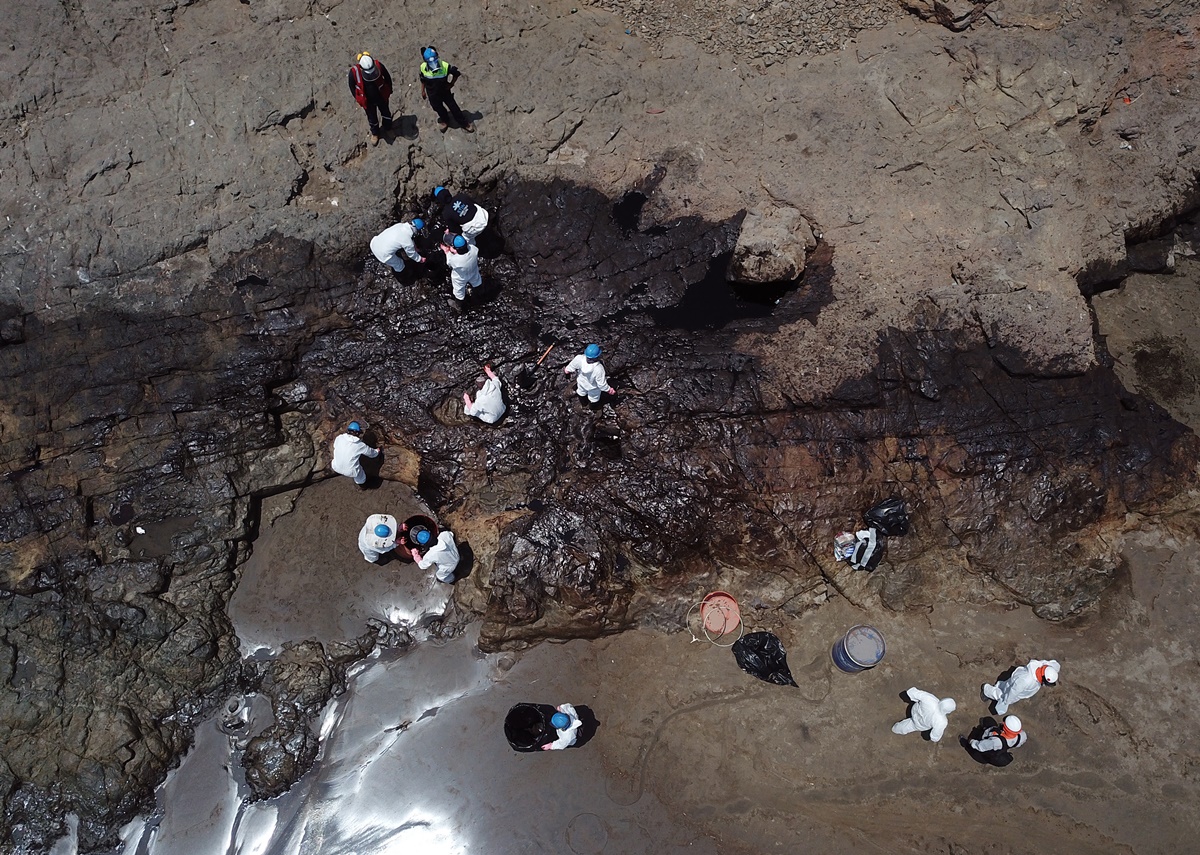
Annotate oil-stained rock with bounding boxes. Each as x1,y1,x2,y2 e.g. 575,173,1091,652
2,184,1199,851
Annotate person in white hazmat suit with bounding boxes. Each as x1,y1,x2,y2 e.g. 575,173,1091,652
969,715,1027,754
358,514,398,563
982,658,1059,715
331,421,380,487
433,186,490,244
463,364,506,423
564,343,616,403
410,529,460,583
541,703,583,750
891,687,956,742
442,234,481,301
370,218,427,273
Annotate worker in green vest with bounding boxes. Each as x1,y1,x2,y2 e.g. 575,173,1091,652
418,46,475,133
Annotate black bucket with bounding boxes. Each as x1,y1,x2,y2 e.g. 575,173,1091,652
504,703,549,752
397,514,440,560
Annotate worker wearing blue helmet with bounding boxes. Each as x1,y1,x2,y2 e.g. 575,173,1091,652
369,217,427,274
357,513,398,563
442,231,482,306
418,46,475,133
433,186,490,245
410,527,460,583
564,344,616,403
331,421,380,487
542,703,582,750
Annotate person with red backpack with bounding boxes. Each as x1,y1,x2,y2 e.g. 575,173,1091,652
348,52,394,145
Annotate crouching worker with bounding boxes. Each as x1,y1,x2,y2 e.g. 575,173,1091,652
370,218,426,274
331,421,380,488
541,703,582,750
411,528,460,583
463,364,506,423
358,514,398,563
966,715,1027,766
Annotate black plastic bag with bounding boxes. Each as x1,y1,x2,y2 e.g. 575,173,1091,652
850,528,887,571
504,703,551,752
731,631,797,687
864,497,909,536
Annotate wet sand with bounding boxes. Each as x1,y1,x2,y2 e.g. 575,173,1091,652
228,478,449,654
135,478,1200,854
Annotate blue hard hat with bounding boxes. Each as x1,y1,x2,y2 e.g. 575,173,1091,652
412,218,425,231
434,185,446,196
374,524,392,538
551,712,571,729
415,529,431,545
452,235,468,250
348,421,362,432
423,47,438,62
584,344,601,359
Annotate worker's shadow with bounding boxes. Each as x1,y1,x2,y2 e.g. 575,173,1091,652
470,275,505,305
574,705,599,747
475,224,506,259
460,109,484,131
981,665,1019,716
360,432,385,488
960,717,1014,767
449,540,475,582
389,115,419,141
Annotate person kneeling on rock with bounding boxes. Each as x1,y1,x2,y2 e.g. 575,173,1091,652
358,514,398,563
410,528,460,583
542,703,582,750
967,715,1027,765
331,421,380,488
463,364,505,424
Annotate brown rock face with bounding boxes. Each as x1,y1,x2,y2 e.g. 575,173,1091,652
1,176,1198,850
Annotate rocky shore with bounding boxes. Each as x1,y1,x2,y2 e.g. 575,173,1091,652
3,0,1200,850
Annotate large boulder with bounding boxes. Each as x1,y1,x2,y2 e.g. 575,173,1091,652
727,208,817,285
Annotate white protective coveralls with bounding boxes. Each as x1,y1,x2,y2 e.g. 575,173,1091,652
331,433,380,485
370,222,423,273
464,377,506,423
983,658,1060,715
891,688,956,742
415,530,460,583
543,703,583,750
459,205,490,243
970,725,1028,754
565,354,612,403
358,513,398,563
445,243,482,299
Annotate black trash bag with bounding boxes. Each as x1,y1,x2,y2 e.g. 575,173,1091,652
850,528,887,571
864,497,909,536
504,703,550,752
731,631,798,687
